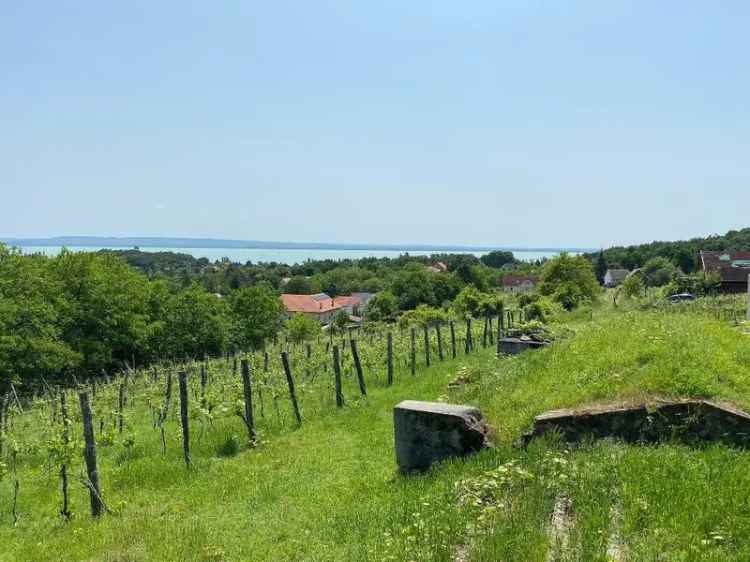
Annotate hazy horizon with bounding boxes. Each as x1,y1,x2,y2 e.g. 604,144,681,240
3,3,749,247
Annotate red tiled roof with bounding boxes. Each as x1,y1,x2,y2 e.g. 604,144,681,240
502,274,538,287
281,294,340,314
700,251,750,284
333,296,361,308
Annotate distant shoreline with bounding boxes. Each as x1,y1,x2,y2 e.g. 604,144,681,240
1,236,595,254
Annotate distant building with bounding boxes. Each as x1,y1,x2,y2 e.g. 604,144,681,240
281,293,340,324
280,292,372,324
700,251,750,294
426,262,448,274
604,269,630,288
502,275,538,294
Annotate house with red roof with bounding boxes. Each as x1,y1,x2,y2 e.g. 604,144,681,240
502,274,538,294
280,292,371,324
700,251,750,294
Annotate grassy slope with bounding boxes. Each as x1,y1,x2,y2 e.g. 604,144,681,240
3,309,750,561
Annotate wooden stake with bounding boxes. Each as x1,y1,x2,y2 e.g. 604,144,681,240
410,327,416,376
386,332,394,386
59,392,71,520
240,359,256,445
178,371,191,467
423,324,431,367
333,345,344,408
281,352,302,426
350,339,367,397
450,320,457,359
436,324,444,361
78,391,103,517
117,383,125,434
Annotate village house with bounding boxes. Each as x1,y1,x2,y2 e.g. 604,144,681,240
280,292,372,324
502,274,538,294
426,262,448,274
604,268,630,288
700,251,750,294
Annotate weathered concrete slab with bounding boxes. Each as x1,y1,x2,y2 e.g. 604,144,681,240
394,400,489,473
523,399,750,447
498,337,549,356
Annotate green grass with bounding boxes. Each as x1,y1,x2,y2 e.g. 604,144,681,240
2,310,750,561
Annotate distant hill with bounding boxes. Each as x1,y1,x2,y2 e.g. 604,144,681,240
0,236,593,254
591,227,750,272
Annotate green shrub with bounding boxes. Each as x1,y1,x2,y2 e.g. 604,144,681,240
217,433,241,457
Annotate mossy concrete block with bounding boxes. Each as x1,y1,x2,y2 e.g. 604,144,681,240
394,400,489,473
498,337,548,355
523,399,750,448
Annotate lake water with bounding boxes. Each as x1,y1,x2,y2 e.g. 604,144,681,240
13,245,572,265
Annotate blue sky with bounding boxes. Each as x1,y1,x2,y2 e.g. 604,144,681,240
2,2,748,248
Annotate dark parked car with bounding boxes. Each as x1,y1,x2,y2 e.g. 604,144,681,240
668,293,697,302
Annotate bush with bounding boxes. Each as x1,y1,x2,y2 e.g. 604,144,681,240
522,297,557,323
539,254,600,310
217,434,241,457
286,313,320,344
643,257,679,287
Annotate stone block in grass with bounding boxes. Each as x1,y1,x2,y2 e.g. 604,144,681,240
498,337,549,355
394,400,490,473
523,399,750,448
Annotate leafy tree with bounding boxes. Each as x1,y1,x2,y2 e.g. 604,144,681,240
621,273,644,298
390,267,436,310
331,310,350,333
595,250,607,284
455,264,491,291
452,286,483,318
480,251,516,269
286,313,320,343
539,253,600,310
0,246,79,387
229,285,284,350
284,276,313,294
642,257,678,287
365,291,398,321
158,286,231,359
51,250,154,373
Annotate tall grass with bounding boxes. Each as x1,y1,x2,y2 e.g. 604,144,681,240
1,310,750,560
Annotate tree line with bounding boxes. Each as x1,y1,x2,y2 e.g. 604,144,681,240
0,245,284,390
588,227,750,273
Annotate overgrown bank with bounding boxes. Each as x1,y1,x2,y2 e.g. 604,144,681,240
2,308,750,560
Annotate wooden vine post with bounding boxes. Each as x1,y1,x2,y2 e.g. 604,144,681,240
465,318,473,354
386,332,394,386
117,383,125,434
0,394,7,456
482,316,489,348
450,320,457,359
333,345,344,408
281,352,302,426
350,339,367,397
436,324,444,361
178,371,191,467
78,391,104,517
59,391,71,520
423,324,431,367
410,327,416,376
200,364,208,410
240,359,257,445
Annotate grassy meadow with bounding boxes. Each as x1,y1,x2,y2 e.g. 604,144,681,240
2,304,750,561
